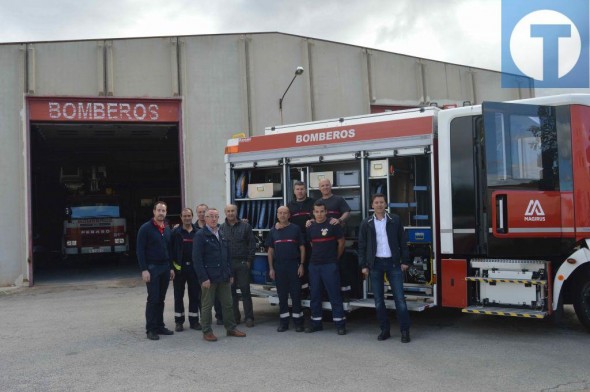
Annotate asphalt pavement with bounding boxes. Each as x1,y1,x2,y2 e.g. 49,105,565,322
1,264,589,392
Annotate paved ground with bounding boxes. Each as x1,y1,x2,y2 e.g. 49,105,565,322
1,263,589,392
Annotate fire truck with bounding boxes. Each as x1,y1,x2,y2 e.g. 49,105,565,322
224,94,590,331
61,166,128,259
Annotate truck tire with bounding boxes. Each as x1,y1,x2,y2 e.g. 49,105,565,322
573,279,590,332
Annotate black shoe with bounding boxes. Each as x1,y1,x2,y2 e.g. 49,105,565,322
337,328,347,335
401,330,411,343
157,327,174,335
295,325,305,333
175,323,183,332
378,330,391,341
304,325,323,333
190,322,202,331
245,319,254,328
147,331,159,340
216,319,224,325
277,325,288,332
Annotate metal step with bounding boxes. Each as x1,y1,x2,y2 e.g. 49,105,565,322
465,277,547,286
349,298,434,312
268,297,353,312
462,306,547,319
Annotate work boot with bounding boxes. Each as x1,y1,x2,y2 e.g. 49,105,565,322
157,327,174,335
401,330,411,343
295,325,305,333
203,332,218,342
304,325,323,333
377,330,391,341
227,328,246,337
147,331,159,341
277,325,288,332
337,328,347,336
190,322,202,331
175,323,183,332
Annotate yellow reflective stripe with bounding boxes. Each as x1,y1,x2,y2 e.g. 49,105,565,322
173,261,181,271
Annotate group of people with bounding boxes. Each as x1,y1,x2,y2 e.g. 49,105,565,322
136,203,254,342
136,178,411,343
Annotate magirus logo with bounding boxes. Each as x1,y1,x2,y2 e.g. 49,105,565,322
524,200,545,221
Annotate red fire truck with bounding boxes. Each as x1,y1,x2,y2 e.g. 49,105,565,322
60,166,128,259
225,94,590,331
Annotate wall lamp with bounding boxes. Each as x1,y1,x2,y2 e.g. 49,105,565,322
279,66,304,124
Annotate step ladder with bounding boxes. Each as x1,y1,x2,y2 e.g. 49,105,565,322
462,258,550,319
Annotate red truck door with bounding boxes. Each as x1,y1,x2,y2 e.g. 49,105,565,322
478,102,575,258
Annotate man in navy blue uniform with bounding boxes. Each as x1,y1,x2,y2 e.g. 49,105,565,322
305,200,346,335
193,208,246,342
267,206,306,332
358,193,411,343
136,201,175,341
317,178,353,301
171,207,201,332
287,181,315,298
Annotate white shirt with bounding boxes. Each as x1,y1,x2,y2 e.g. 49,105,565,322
374,215,392,258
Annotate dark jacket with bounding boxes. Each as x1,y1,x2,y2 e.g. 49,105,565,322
192,226,233,284
136,219,172,271
219,220,256,264
358,213,409,269
171,224,197,270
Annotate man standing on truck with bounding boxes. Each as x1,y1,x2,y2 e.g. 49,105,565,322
220,204,256,327
137,201,175,341
171,208,201,332
193,208,246,342
306,200,346,335
358,193,411,343
317,178,353,301
287,181,315,299
267,206,306,332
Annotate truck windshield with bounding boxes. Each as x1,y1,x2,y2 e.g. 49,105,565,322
71,205,120,218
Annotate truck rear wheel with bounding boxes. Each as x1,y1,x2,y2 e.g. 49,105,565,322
573,279,590,332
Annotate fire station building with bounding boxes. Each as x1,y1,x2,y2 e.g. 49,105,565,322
0,32,532,287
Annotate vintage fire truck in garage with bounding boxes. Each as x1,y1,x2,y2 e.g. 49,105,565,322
225,94,590,331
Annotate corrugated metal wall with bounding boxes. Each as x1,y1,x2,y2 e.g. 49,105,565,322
0,32,532,286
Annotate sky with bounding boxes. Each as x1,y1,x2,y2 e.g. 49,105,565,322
0,0,588,94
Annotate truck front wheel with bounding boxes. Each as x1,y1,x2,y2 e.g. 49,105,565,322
573,279,590,332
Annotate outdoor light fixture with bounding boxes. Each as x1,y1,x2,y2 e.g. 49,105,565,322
279,66,304,124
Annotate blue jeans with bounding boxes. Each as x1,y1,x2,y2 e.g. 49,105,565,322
309,262,346,328
370,257,411,332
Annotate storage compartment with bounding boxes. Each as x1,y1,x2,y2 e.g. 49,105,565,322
406,228,432,243
309,171,334,188
343,195,361,211
336,170,360,186
369,159,388,177
441,258,467,308
247,183,281,198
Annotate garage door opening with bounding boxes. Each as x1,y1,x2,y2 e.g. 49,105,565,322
27,97,183,285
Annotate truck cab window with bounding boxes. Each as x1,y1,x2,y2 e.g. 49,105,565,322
483,103,558,191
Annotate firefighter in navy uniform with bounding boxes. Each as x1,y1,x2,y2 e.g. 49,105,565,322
267,206,306,332
171,208,202,332
316,178,352,301
136,201,175,341
286,181,315,298
305,200,347,335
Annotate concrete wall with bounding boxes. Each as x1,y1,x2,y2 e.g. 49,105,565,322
0,32,531,286
0,44,26,286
